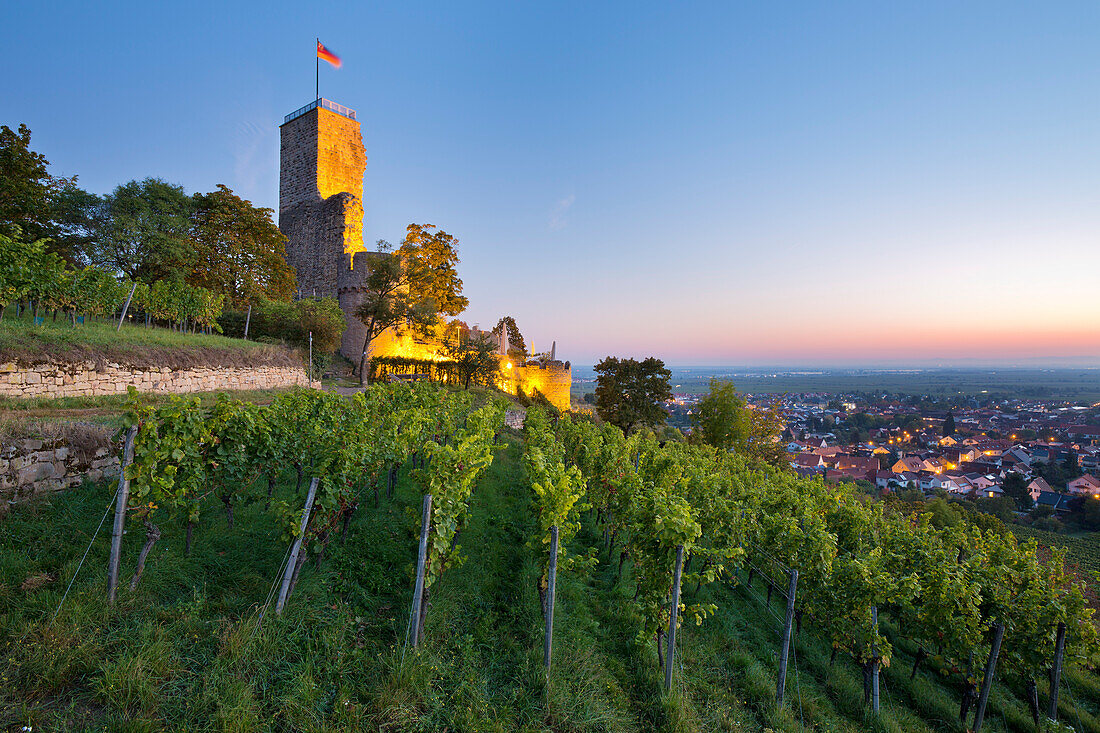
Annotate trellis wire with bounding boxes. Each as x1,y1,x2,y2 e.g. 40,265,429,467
51,484,120,623
251,543,293,638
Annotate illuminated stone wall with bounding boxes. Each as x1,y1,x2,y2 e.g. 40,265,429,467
279,104,367,299
510,360,572,412
278,100,573,406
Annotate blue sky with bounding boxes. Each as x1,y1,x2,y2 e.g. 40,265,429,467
4,1,1100,366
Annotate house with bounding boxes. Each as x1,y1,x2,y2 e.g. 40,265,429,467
975,484,1005,499
874,471,896,490
1027,477,1053,503
1000,447,1032,470
792,453,826,470
1036,490,1072,513
834,455,880,479
1066,425,1100,443
791,465,822,479
942,446,980,464
923,457,950,474
891,456,925,473
1067,474,1100,497
918,473,939,492
933,474,967,493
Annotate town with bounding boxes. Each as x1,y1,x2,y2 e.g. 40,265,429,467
735,393,1100,525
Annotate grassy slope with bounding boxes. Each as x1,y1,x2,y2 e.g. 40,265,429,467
0,312,298,369
2,433,1099,732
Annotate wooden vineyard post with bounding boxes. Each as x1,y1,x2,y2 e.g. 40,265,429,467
871,606,880,714
107,426,137,605
664,544,685,693
776,568,799,706
408,493,432,649
1049,621,1066,720
275,477,319,615
972,621,1005,732
544,525,559,671
116,282,137,332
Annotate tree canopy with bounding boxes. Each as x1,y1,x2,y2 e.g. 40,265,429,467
689,379,749,452
593,356,672,434
491,316,528,360
189,185,296,307
354,227,468,383
91,178,196,282
690,378,787,466
400,223,469,318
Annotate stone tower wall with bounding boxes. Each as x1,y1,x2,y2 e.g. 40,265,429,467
279,104,367,298
514,361,572,412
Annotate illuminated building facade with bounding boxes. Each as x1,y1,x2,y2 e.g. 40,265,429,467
278,98,572,410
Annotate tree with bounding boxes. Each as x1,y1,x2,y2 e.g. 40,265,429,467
942,411,956,436
690,379,748,452
491,316,528,360
0,124,73,243
594,356,672,434
354,226,468,384
353,242,436,383
449,330,501,390
50,184,105,266
189,185,296,306
1002,473,1033,511
400,223,469,318
91,178,195,282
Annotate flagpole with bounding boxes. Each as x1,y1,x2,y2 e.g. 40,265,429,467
315,37,319,101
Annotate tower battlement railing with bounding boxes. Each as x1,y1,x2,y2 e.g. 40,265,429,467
284,98,358,124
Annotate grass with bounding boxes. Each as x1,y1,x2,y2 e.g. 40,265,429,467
0,311,299,369
2,430,1099,731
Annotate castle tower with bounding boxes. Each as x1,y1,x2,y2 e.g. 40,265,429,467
279,99,367,299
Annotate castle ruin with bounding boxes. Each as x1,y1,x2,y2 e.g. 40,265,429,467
278,97,572,411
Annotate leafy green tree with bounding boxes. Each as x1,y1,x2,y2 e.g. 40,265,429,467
0,124,73,244
942,411,956,436
354,228,468,384
400,223,469,318
354,241,435,383
92,178,195,282
594,356,672,434
491,315,528,359
189,184,296,306
50,184,105,266
689,380,786,466
1002,472,1033,511
689,379,748,451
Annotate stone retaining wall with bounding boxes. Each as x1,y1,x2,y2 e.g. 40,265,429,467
0,361,308,399
1,436,119,507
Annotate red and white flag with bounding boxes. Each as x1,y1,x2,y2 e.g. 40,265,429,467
317,41,341,68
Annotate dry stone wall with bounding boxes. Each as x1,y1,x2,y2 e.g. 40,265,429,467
0,361,308,399
1,436,118,506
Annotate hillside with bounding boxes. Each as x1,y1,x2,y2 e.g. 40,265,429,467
2,425,1099,731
